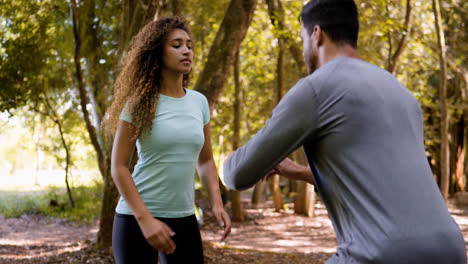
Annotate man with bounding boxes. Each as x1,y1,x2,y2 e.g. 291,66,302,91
223,0,467,263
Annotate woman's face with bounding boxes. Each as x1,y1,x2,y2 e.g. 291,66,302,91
162,28,193,74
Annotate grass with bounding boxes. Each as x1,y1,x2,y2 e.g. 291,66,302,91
0,170,103,224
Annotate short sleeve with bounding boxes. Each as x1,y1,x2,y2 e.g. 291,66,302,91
119,101,139,126
201,94,210,125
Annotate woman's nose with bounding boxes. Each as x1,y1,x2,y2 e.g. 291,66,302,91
182,45,192,54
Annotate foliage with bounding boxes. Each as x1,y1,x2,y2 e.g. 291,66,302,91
0,0,97,173
0,108,97,171
0,0,70,112
0,183,102,224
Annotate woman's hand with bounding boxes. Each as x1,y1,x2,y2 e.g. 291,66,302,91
138,216,176,254
212,205,231,242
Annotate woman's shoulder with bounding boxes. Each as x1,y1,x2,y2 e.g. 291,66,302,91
185,89,208,102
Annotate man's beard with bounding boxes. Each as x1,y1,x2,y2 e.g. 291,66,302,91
307,51,319,75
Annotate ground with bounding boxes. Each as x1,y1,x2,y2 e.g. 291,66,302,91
1,199,467,264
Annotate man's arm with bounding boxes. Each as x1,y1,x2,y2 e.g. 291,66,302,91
223,78,318,190
273,157,314,185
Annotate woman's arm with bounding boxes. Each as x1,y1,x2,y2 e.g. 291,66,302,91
111,121,175,254
196,123,231,241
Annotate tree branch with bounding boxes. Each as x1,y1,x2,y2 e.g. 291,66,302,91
265,0,306,75
43,93,75,208
170,0,181,16
194,0,258,110
70,0,106,175
387,0,412,75
32,93,75,208
447,54,468,99
385,0,393,64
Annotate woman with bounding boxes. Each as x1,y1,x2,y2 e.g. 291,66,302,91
103,16,231,264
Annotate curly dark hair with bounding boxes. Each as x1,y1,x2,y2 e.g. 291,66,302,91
103,16,192,139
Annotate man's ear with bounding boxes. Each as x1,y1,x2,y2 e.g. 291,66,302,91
313,25,323,47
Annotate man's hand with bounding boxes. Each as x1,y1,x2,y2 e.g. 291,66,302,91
138,216,176,254
267,158,314,184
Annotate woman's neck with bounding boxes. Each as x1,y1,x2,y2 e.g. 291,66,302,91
160,70,185,98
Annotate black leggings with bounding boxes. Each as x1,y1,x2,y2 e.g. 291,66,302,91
112,213,204,264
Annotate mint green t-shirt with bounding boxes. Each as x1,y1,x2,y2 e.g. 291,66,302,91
115,88,210,218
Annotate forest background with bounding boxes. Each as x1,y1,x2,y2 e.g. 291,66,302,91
0,0,467,255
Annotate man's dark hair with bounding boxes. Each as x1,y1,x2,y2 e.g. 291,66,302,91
299,0,359,48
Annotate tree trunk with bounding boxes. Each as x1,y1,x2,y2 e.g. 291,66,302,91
97,166,119,249
462,84,468,192
449,118,465,194
462,110,468,192
268,176,283,211
194,0,258,110
71,0,164,250
455,145,465,193
263,1,290,211
33,92,76,208
289,179,297,195
170,0,181,16
59,120,74,208
267,29,286,212
119,0,163,57
293,149,315,216
265,0,306,75
44,95,75,208
229,190,243,219
457,78,467,192
251,181,265,208
70,0,116,249
190,0,257,212
446,54,468,195
295,181,315,216
432,0,449,201
447,56,468,193
464,116,468,191
33,114,45,185
386,0,412,75
265,0,302,199
230,50,244,222
52,112,75,208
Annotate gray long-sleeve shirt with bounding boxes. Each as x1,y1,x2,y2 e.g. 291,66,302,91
223,57,467,264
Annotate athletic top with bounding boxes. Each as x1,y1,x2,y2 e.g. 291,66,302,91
116,88,210,218
223,57,467,264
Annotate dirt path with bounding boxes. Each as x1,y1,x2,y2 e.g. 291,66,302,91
1,200,467,264
0,215,105,263
202,201,336,255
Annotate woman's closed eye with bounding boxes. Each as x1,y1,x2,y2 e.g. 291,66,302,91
173,45,192,50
